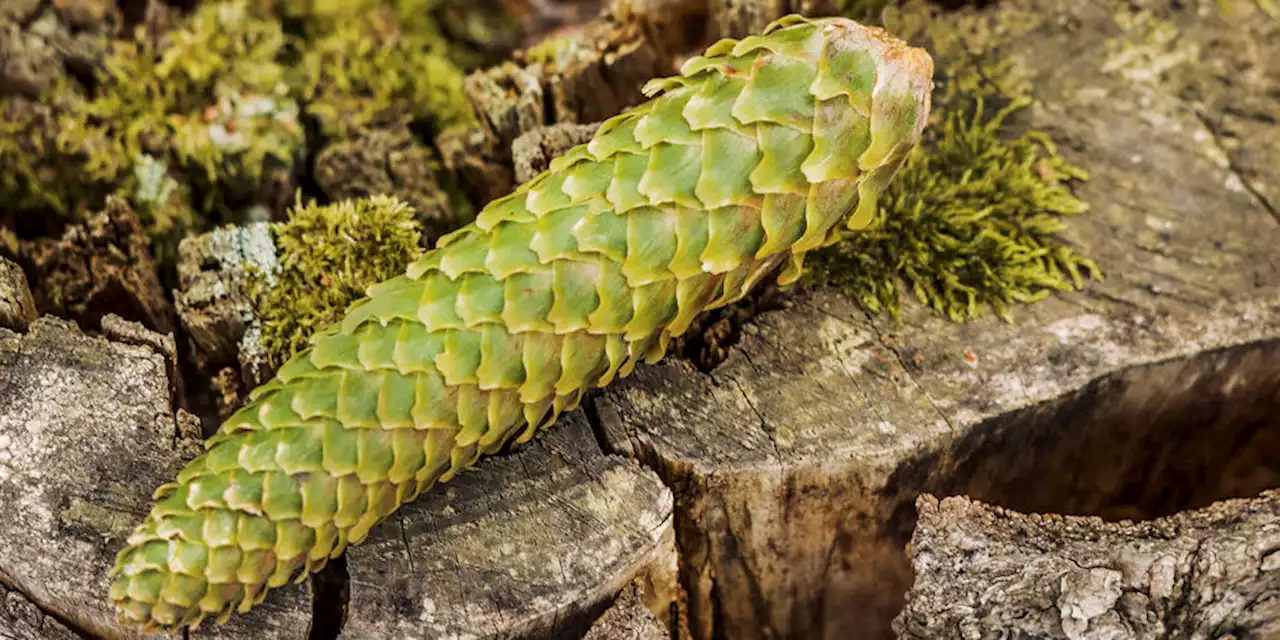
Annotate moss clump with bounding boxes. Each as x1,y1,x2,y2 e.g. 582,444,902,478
1,97,109,221
1218,0,1277,17
250,195,424,365
81,1,300,191
807,0,1101,323
2,0,304,267
279,0,477,139
806,95,1100,323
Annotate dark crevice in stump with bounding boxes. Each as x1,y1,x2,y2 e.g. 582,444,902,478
307,556,348,640
884,336,1280,569
924,339,1280,520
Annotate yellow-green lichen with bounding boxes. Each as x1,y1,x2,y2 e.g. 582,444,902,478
250,195,425,365
1218,0,1277,18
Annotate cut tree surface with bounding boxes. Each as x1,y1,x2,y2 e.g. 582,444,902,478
340,412,677,639
592,0,1280,637
0,317,312,640
582,581,672,640
897,491,1280,638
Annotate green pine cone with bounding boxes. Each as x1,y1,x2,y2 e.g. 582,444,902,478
109,14,933,631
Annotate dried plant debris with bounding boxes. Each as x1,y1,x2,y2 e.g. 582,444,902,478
248,195,425,367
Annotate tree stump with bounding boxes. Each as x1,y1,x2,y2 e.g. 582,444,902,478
592,0,1280,637
895,491,1280,638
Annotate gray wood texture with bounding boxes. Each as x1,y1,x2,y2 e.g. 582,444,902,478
582,581,672,640
896,492,1280,638
0,317,312,640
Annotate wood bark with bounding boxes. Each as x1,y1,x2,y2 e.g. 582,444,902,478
173,222,278,394
511,122,601,183
0,257,36,332
314,125,458,241
592,0,1280,638
896,492,1280,639
441,0,702,212
22,197,174,335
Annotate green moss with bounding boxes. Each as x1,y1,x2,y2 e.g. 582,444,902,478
250,195,424,365
1218,0,1277,17
806,1,1101,323
3,0,303,261
79,0,302,209
1,97,110,219
290,1,476,138
805,95,1100,323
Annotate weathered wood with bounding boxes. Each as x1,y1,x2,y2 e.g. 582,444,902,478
896,491,1280,638
443,0,698,212
707,0,837,39
1,579,79,640
436,124,520,213
511,122,601,183
582,581,671,640
0,257,36,332
0,316,312,640
173,222,278,393
593,0,1280,637
23,196,174,335
341,412,677,639
314,125,457,241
